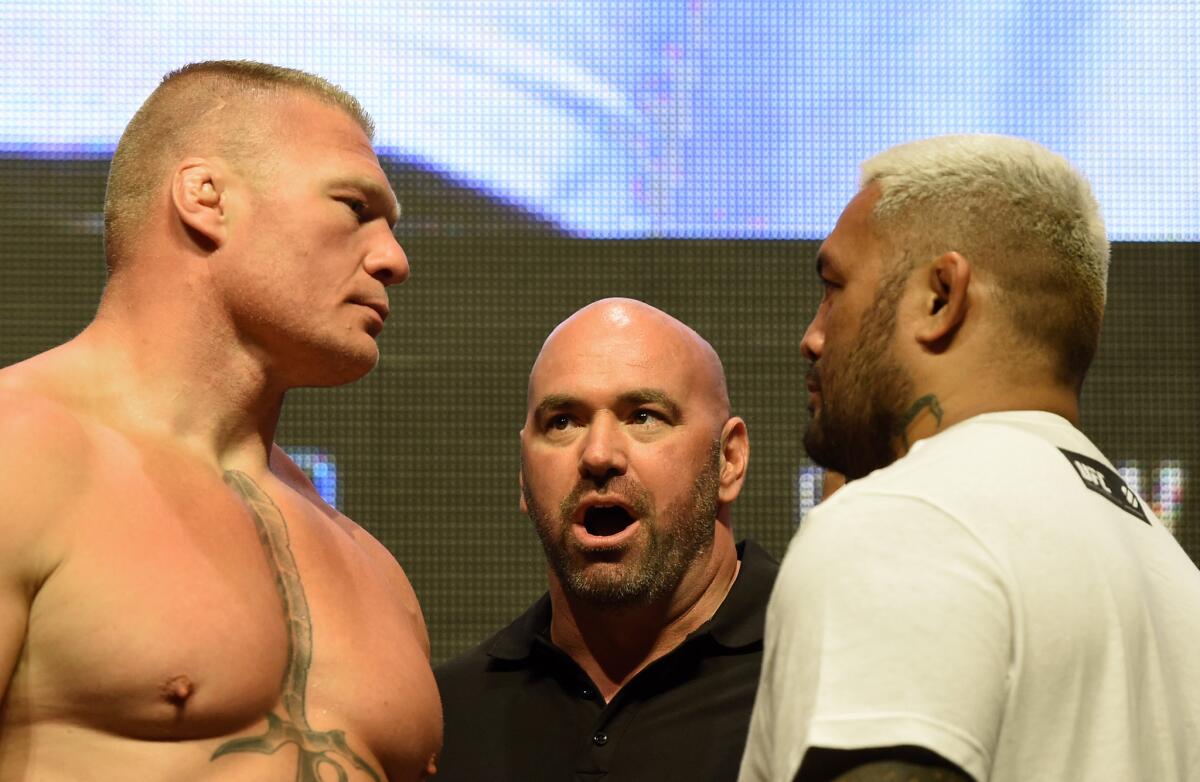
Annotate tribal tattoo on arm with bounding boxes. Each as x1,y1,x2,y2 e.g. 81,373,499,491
213,470,382,782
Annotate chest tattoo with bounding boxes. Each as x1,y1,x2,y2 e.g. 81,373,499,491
212,470,382,782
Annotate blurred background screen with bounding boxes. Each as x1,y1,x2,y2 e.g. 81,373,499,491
1,1,1196,662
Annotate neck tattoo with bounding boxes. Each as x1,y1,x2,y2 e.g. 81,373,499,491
894,394,944,450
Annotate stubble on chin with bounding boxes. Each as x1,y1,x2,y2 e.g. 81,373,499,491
525,449,721,607
802,335,913,481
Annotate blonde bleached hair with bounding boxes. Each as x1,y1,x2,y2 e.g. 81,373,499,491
862,134,1110,389
103,60,374,272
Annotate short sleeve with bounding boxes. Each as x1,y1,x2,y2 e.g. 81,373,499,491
746,490,1012,782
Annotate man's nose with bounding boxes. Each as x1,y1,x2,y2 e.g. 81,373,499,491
578,413,628,482
365,225,410,286
800,312,825,363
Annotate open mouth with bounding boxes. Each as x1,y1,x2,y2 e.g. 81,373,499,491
583,505,636,537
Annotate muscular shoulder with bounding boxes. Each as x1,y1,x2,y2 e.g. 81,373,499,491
269,445,431,650
0,386,96,504
270,446,403,571
0,386,97,584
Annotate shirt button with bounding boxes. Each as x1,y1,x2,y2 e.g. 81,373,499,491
592,732,608,747
580,687,594,699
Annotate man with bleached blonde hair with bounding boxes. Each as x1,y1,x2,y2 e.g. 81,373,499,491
0,61,440,780
740,135,1200,782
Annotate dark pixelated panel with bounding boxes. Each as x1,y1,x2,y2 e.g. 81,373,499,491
1,158,1197,664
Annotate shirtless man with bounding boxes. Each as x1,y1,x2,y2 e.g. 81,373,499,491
0,61,441,780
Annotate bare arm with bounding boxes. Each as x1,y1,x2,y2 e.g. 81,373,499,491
0,554,31,707
0,393,82,703
796,748,973,782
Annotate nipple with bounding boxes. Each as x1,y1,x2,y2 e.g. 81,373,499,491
161,674,195,707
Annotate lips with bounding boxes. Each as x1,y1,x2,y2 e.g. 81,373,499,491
583,505,635,537
357,300,390,322
805,365,821,394
805,368,822,414
571,496,641,546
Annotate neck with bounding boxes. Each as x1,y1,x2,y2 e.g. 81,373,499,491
891,379,1081,458
548,527,739,702
74,289,287,470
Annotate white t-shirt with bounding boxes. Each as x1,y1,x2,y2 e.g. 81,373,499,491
739,411,1200,782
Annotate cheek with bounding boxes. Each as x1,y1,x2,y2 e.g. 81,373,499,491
522,450,575,496
634,446,695,502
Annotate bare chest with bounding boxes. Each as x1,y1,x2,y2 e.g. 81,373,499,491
8,462,440,777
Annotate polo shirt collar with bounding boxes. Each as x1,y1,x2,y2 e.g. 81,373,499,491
484,538,778,661
703,539,778,649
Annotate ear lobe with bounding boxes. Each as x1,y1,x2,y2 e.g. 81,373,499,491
917,251,971,348
717,417,749,505
171,159,226,251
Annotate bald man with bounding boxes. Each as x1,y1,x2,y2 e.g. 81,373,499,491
435,298,779,782
0,62,440,779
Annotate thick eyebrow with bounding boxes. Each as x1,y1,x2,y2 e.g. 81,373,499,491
532,388,683,421
533,393,579,418
332,176,401,227
618,388,683,420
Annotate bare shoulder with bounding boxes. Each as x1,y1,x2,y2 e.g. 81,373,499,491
269,444,430,645
0,382,96,583
268,444,394,561
0,380,95,496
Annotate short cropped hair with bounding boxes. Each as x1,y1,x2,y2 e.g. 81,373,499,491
862,134,1109,389
103,60,374,272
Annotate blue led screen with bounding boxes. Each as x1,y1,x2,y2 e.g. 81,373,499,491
1,0,1196,239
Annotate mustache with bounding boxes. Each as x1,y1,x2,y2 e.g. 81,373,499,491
559,476,652,520
806,364,821,392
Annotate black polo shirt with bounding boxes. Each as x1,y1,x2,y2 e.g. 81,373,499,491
434,540,779,782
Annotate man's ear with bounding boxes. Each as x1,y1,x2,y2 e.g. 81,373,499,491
916,251,971,350
717,416,749,505
518,427,529,514
171,159,227,251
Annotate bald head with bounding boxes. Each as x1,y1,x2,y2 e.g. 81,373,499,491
529,298,731,423
520,298,748,607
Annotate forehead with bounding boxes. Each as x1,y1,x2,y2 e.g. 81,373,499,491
528,320,707,410
818,183,885,277
265,96,382,171
265,94,398,216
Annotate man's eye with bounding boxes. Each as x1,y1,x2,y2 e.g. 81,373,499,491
549,415,571,431
631,410,660,426
341,198,369,218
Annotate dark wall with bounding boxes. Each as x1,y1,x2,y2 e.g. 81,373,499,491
2,157,1196,663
